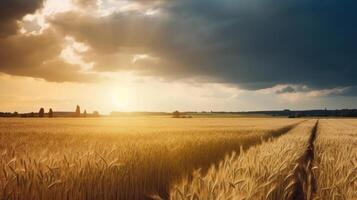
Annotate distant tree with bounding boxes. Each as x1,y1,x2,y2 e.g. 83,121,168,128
30,112,35,118
93,111,100,117
49,108,53,118
13,112,18,117
75,105,81,117
173,111,180,118
83,110,87,118
39,108,45,118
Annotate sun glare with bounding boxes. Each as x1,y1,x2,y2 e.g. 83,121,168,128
107,88,133,112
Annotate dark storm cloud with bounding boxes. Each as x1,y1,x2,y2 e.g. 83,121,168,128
1,0,357,90
50,0,357,91
159,0,357,90
0,0,44,37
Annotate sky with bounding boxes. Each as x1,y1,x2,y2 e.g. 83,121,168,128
0,0,357,114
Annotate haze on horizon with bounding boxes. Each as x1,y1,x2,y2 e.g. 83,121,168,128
0,0,357,114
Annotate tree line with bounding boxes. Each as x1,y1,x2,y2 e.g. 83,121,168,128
0,105,100,118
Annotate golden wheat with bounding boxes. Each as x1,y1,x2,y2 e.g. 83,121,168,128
170,120,316,200
313,119,357,200
0,117,300,200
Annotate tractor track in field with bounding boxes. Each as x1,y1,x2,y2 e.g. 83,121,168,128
163,121,304,200
289,120,319,200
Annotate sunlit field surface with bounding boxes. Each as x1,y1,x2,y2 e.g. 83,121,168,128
171,120,316,200
314,120,357,200
170,119,357,200
1,118,356,200
0,117,300,200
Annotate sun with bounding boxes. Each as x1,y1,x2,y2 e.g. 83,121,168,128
108,88,133,112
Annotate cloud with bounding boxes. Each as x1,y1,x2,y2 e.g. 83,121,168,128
0,29,99,82
48,0,357,92
0,0,100,83
334,86,357,96
276,86,296,94
1,0,357,91
0,0,45,37
268,84,349,97
72,0,98,9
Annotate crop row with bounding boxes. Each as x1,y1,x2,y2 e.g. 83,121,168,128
170,120,316,200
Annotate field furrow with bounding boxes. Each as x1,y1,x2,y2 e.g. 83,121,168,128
170,120,317,200
289,120,318,200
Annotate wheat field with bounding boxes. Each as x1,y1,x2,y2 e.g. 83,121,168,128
0,117,355,200
313,120,357,200
170,120,317,200
0,117,299,200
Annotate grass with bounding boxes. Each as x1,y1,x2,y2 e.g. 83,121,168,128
0,117,300,200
